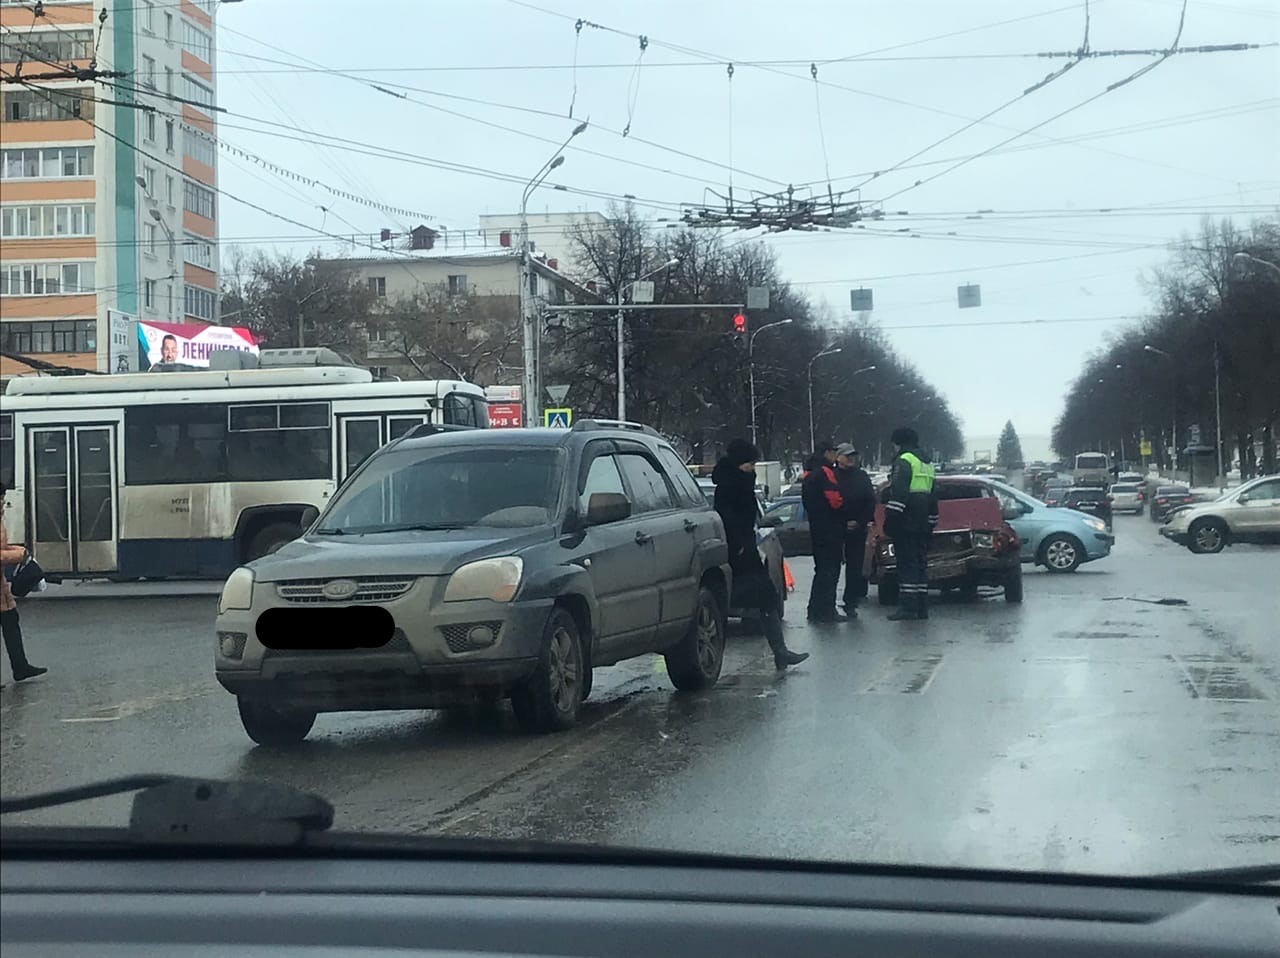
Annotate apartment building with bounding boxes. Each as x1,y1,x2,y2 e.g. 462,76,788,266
323,226,600,382
476,209,607,279
0,0,220,379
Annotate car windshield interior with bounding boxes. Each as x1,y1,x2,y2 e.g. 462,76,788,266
319,446,563,532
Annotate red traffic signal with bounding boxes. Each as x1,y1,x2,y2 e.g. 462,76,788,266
732,312,747,334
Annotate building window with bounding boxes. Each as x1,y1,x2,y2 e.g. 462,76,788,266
184,284,216,320
447,274,468,295
0,320,96,354
1,204,95,238
166,282,174,317
146,222,158,255
367,323,387,343
181,75,215,110
0,29,93,63
141,54,157,90
141,0,154,31
164,11,173,42
182,125,216,166
367,276,386,297
183,180,215,219
1,147,93,179
165,66,175,96
144,110,156,142
182,21,213,63
144,279,156,309
165,173,175,206
4,88,92,122
142,163,156,196
183,233,214,268
1,262,95,296
165,119,175,152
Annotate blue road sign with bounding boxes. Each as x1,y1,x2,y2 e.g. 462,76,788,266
544,408,573,428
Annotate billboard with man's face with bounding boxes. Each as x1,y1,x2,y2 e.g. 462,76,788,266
138,322,258,371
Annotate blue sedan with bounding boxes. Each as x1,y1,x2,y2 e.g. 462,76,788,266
987,480,1114,573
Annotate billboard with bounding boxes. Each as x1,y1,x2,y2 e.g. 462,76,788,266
138,321,258,371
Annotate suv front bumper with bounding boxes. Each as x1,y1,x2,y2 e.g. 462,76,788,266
215,577,555,711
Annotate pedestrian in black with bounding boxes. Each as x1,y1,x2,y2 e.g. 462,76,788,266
883,427,940,621
1,479,48,686
712,440,809,670
801,440,848,623
834,443,876,617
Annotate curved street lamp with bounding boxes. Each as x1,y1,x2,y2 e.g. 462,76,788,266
807,346,842,451
748,318,794,445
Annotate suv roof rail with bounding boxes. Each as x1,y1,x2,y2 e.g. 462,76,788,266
571,419,661,437
398,423,478,442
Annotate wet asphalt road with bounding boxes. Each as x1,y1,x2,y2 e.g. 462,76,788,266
2,512,1277,877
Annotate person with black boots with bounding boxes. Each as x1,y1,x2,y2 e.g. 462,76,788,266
834,443,876,617
883,428,939,622
712,440,809,670
801,440,849,623
1,480,48,685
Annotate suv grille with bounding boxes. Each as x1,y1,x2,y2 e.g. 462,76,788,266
275,575,417,604
441,621,503,653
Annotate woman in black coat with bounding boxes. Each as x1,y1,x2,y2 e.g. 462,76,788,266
712,439,809,670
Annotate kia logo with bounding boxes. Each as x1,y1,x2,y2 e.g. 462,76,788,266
321,579,359,600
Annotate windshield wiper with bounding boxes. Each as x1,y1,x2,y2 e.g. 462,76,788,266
1157,863,1280,885
313,528,345,535
1,776,332,848
380,523,470,532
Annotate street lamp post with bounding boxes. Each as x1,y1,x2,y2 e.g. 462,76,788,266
748,318,793,446
520,121,586,426
807,346,842,451
616,258,679,421
1232,250,1280,278
1143,344,1178,475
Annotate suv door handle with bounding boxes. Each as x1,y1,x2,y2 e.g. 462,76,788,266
683,519,697,533
634,530,652,545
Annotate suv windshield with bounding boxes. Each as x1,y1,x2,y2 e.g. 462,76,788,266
319,446,563,533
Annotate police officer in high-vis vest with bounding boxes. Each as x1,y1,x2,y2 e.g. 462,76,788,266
883,427,940,621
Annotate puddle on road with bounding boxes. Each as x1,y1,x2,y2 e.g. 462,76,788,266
860,654,943,694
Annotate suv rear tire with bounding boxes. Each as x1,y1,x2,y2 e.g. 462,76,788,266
237,697,316,746
511,608,585,733
664,586,725,691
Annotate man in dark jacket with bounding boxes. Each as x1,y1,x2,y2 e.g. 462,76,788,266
713,440,809,670
834,443,876,617
800,440,848,622
883,427,940,622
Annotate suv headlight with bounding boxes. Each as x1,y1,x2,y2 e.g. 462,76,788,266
218,566,255,613
1083,517,1107,532
444,556,524,603
973,532,995,550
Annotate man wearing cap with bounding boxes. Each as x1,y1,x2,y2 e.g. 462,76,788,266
835,443,876,617
801,440,848,622
883,427,939,621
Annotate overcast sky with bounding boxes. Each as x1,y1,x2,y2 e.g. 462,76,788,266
213,0,1280,451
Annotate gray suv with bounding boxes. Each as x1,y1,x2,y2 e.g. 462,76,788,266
215,421,732,744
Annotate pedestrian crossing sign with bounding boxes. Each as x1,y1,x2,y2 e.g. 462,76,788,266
544,408,572,428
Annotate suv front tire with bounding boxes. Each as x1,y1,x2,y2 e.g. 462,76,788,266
664,586,725,691
511,608,585,733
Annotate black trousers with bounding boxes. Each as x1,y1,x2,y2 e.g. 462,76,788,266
807,537,844,618
895,533,930,604
1,607,31,671
842,527,869,608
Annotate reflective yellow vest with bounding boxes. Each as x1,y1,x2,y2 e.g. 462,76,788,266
899,452,936,493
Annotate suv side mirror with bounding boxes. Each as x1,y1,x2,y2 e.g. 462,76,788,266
299,505,320,530
586,492,631,525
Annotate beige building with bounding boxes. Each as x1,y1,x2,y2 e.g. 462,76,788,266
322,227,599,383
476,210,608,279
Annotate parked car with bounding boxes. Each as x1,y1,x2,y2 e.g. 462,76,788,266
215,421,733,744
1027,469,1057,497
1108,482,1146,515
1150,484,1195,523
1159,474,1280,554
1042,477,1072,506
987,479,1114,573
1116,472,1146,486
1062,487,1113,530
865,477,1023,604
759,495,810,556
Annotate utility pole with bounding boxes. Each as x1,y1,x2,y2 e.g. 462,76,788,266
616,259,678,421
1214,337,1224,489
748,318,793,446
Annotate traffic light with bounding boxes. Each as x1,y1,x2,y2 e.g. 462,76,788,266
732,312,747,335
